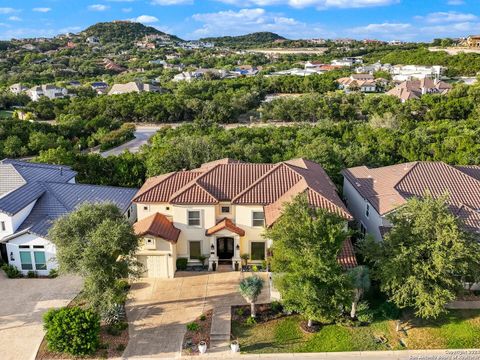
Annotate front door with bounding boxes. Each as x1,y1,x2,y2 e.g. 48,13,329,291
217,237,234,259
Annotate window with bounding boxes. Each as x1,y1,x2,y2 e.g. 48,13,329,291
360,223,367,238
34,251,47,270
143,205,149,211
188,210,201,226
189,241,201,260
166,206,170,211
252,211,265,227
20,251,33,270
221,206,230,214
251,242,265,261
365,203,370,218
0,221,5,231
127,209,131,218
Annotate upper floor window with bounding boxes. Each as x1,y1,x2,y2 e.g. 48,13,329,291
360,223,367,238
0,221,5,231
188,210,201,226
252,211,265,227
365,203,370,218
143,205,149,211
221,206,230,214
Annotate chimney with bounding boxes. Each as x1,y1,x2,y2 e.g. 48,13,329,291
60,167,63,176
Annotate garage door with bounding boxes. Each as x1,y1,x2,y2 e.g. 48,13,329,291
137,255,169,278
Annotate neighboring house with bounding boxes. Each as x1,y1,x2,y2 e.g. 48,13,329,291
108,81,162,95
9,83,28,95
91,81,109,94
26,85,68,101
337,74,385,93
0,160,137,275
460,35,480,48
386,78,452,102
132,158,356,278
304,61,324,70
355,61,387,75
391,65,445,81
86,36,100,46
341,162,480,242
173,69,228,82
332,57,363,67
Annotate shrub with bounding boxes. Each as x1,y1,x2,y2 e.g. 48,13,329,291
116,343,126,352
48,268,58,278
376,301,401,320
200,314,206,321
245,316,257,325
356,301,374,324
27,270,37,278
186,322,200,331
103,304,126,325
240,253,249,265
176,258,188,271
1,264,21,278
43,306,100,356
252,265,259,272
270,301,283,313
236,308,244,316
106,321,128,336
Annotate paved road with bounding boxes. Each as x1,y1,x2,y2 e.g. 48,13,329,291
101,125,166,157
0,272,82,360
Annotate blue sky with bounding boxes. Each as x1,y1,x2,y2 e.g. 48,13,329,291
0,0,479,41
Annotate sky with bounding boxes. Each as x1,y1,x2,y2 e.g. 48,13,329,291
0,0,479,41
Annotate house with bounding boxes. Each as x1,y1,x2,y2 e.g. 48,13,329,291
304,61,325,70
355,61,387,75
331,57,363,67
26,85,68,101
341,162,480,242
91,81,109,94
386,78,452,102
9,83,28,95
0,160,137,275
337,74,385,93
103,59,125,73
173,69,228,82
108,81,162,95
132,158,355,278
460,35,480,48
391,65,445,81
86,36,100,46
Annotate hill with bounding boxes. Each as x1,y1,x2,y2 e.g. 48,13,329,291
82,21,181,44
200,32,287,48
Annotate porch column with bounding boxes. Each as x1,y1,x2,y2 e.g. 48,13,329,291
208,236,218,271
232,235,241,270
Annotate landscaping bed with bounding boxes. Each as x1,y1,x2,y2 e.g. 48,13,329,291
231,306,480,353
182,310,213,356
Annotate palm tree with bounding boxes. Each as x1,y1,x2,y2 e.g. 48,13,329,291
239,275,264,318
348,265,370,318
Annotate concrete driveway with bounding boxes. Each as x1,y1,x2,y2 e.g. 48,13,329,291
124,271,270,359
0,272,82,360
101,125,163,157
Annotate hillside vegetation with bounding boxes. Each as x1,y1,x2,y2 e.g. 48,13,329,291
201,32,287,48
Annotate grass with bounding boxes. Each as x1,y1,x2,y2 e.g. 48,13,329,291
232,309,480,354
0,110,13,119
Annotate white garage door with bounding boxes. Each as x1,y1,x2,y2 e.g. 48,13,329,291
137,255,169,278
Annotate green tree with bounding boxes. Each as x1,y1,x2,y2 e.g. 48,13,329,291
49,203,139,315
239,275,264,318
361,194,480,319
265,194,352,326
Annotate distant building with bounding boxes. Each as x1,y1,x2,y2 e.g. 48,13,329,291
386,78,452,103
173,69,228,82
26,85,68,101
460,35,480,48
103,59,125,73
9,83,28,95
391,65,445,81
91,81,109,94
86,36,100,46
337,74,385,93
331,57,363,67
355,61,388,75
108,81,163,95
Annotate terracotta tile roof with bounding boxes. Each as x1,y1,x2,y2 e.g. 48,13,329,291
386,79,452,101
206,218,245,236
135,158,350,223
343,161,480,233
133,212,180,242
337,238,358,270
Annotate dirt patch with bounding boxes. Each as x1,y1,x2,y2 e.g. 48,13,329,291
299,320,321,333
182,310,213,356
232,303,285,324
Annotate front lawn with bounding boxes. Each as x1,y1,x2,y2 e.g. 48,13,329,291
232,309,480,353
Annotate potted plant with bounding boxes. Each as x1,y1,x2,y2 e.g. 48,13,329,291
198,340,207,354
198,255,207,270
230,340,240,353
240,253,249,267
212,260,217,271
234,261,239,271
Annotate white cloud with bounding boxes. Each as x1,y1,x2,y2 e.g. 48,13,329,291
0,8,17,14
88,4,110,11
8,16,21,21
122,8,133,13
151,0,193,5
191,7,331,39
416,11,477,24
33,7,52,13
347,22,414,40
215,0,399,9
131,15,159,23
447,0,464,5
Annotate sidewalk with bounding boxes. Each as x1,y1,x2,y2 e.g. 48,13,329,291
183,349,480,360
